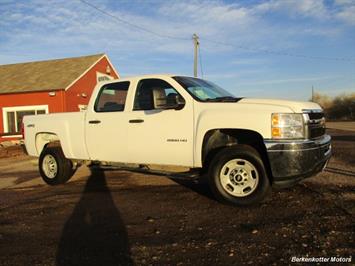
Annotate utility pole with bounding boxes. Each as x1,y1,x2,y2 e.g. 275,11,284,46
193,33,199,77
311,85,314,102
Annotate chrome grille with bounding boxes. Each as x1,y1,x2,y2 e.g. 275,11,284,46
309,126,326,138
308,112,324,120
303,109,326,139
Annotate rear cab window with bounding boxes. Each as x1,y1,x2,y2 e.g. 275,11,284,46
95,81,130,112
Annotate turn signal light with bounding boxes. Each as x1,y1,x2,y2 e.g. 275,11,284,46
272,114,279,127
272,127,281,138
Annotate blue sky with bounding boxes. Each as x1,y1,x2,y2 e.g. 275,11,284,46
0,0,354,100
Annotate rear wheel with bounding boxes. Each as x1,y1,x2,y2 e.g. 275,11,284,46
208,145,271,206
39,146,74,185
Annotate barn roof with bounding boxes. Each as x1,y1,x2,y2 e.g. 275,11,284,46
0,54,105,94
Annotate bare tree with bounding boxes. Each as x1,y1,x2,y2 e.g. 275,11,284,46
311,92,355,121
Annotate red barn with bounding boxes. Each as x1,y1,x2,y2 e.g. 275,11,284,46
0,54,119,142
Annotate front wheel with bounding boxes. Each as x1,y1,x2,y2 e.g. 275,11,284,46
39,146,74,185
208,145,271,206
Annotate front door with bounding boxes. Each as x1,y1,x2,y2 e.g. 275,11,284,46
126,78,194,167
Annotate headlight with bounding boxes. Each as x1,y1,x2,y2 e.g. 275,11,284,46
271,113,304,139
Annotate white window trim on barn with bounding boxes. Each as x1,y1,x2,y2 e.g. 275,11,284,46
96,71,114,83
2,105,49,136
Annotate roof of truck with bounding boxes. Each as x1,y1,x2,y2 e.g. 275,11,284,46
106,74,197,83
120,74,175,79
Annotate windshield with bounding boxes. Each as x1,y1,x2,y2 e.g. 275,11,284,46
173,76,238,102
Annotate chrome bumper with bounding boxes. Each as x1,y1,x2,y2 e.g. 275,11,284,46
264,135,331,188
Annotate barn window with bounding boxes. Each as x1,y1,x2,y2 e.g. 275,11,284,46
2,105,48,135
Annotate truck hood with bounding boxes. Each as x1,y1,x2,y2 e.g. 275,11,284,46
239,98,321,113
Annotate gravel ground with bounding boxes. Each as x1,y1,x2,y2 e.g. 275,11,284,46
0,129,354,265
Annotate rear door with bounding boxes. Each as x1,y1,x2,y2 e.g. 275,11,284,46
85,81,130,162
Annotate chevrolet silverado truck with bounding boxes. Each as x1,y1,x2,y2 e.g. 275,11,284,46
23,74,331,205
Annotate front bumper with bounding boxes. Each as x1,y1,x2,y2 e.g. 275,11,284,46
264,134,331,188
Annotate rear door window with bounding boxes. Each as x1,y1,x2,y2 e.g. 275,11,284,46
95,81,130,112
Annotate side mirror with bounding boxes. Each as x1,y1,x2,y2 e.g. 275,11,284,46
152,89,185,110
165,94,185,110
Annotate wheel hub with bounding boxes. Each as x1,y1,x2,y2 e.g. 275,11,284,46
219,159,259,197
230,168,248,185
42,154,58,179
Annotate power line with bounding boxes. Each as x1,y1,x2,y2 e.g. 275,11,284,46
200,37,355,62
78,0,355,62
78,0,190,41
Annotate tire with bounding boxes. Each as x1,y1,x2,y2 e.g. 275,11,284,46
208,145,271,206
39,146,74,185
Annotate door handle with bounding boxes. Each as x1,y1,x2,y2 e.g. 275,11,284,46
129,119,144,123
89,120,101,124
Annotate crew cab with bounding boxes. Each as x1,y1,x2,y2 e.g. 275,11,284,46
23,74,331,205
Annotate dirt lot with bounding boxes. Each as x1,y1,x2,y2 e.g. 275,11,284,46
0,129,354,265
326,121,355,132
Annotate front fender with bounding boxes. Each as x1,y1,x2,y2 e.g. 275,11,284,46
194,103,291,167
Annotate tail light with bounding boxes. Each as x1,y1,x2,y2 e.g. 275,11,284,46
21,122,25,139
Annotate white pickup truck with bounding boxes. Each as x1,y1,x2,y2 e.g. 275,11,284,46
23,74,331,205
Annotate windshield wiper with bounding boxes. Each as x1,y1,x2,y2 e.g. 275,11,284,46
205,96,239,102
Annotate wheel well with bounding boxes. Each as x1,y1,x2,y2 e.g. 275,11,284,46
35,133,60,155
202,129,273,182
